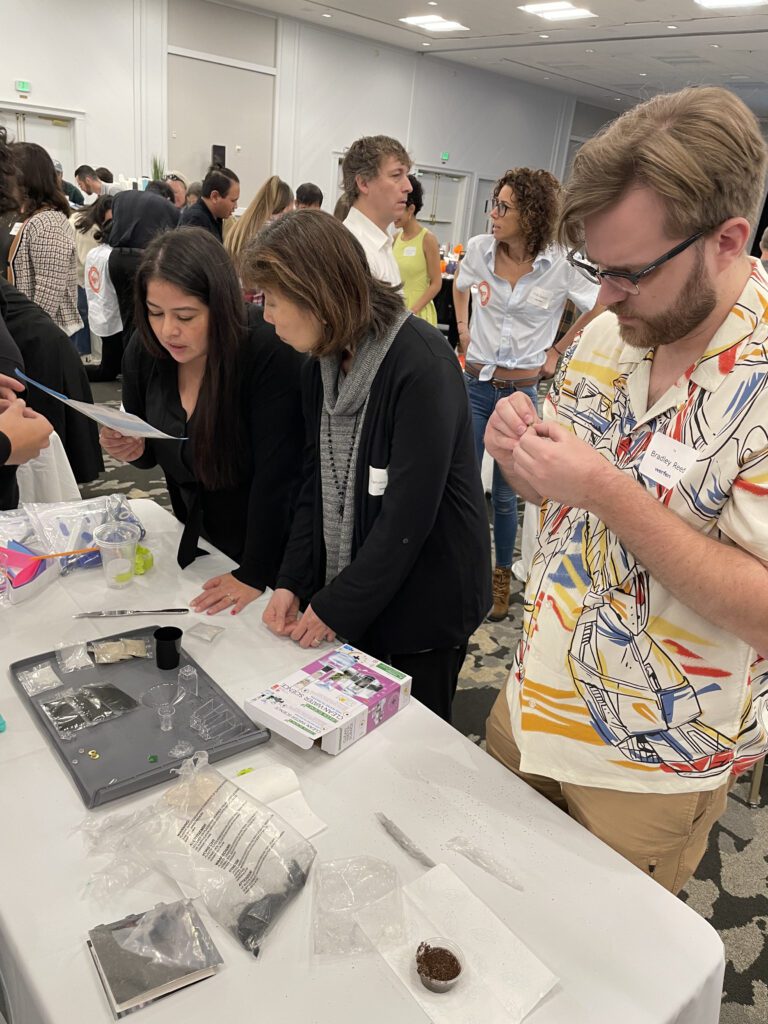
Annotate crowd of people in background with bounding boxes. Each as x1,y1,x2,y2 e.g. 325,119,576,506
1,83,768,899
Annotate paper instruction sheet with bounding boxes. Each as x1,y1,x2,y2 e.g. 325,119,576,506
15,369,186,441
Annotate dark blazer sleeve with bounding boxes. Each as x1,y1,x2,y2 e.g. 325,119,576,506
311,352,465,638
275,359,321,601
0,279,103,483
0,310,22,484
231,336,305,591
120,334,159,470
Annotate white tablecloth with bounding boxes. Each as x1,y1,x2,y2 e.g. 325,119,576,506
0,500,724,1024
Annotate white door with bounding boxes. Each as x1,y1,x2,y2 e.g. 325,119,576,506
416,170,468,251
0,108,76,180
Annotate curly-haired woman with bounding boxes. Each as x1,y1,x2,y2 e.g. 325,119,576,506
453,167,602,620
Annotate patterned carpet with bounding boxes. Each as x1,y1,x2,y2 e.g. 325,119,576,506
82,379,768,1022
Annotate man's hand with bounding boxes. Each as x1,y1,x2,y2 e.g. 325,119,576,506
262,588,301,637
511,421,618,509
190,572,262,616
484,391,541,471
0,400,53,465
0,373,25,412
99,426,145,463
540,347,562,381
289,603,336,649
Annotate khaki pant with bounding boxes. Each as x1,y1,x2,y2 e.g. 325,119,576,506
486,689,729,895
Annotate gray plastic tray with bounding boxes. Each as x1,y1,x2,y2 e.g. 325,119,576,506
9,625,270,808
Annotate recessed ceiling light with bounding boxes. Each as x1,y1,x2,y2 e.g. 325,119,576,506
539,32,550,37
321,11,332,16
585,48,594,52
428,1,439,5
639,72,648,76
543,75,551,79
667,24,678,28
615,97,622,101
518,2,596,20
695,0,767,9
399,14,469,31
710,43,720,48
421,41,431,46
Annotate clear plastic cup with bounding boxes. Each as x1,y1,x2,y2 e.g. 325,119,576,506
93,522,141,589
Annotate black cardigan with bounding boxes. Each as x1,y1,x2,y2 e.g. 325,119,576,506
122,307,305,591
277,315,492,654
0,309,23,509
0,279,104,484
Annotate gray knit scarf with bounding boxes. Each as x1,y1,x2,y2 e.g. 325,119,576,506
319,312,408,584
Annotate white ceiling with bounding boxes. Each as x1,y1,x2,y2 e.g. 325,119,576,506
237,0,768,116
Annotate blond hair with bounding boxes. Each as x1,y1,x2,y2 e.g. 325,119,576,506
559,87,768,248
225,175,293,259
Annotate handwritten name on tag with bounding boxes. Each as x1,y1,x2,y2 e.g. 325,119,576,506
528,287,552,310
638,432,696,488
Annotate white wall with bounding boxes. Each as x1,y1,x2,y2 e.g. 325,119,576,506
5,0,585,210
274,20,578,227
0,0,166,181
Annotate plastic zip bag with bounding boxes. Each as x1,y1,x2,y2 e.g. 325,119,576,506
25,495,145,574
81,751,316,957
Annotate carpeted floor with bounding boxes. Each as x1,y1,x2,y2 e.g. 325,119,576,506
82,378,768,1022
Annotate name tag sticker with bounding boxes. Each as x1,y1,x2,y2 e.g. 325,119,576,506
403,246,417,257
528,287,552,310
638,432,696,488
368,466,389,497
10,222,22,236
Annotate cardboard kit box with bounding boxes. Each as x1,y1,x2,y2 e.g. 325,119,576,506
244,644,411,754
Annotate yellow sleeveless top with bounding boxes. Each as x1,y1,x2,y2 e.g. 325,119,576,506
393,227,438,326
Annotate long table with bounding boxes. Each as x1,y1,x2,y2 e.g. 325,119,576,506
1,500,724,1024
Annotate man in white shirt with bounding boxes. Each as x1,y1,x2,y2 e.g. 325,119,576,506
74,165,122,198
341,136,412,287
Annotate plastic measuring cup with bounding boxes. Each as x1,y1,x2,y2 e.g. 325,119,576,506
93,522,141,589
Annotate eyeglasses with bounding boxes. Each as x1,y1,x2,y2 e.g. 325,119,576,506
165,174,184,184
484,199,515,218
566,232,704,295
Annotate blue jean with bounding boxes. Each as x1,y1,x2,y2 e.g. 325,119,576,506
70,285,91,355
464,373,538,568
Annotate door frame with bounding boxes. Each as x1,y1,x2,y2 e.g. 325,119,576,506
0,101,85,165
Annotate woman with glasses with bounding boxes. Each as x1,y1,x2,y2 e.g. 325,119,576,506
243,210,491,723
453,167,602,622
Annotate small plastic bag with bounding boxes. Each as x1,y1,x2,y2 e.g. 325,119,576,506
121,637,152,658
90,637,152,663
81,751,316,957
17,660,61,696
116,900,222,971
25,495,145,575
55,640,94,673
40,688,87,738
187,622,225,644
312,856,405,957
40,683,137,738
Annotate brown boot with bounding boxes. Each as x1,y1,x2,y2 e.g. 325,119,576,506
488,566,512,621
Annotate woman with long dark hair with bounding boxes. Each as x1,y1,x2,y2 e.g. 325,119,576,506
244,210,491,722
7,142,82,338
99,226,305,614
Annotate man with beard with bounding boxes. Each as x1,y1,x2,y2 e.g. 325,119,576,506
483,86,768,894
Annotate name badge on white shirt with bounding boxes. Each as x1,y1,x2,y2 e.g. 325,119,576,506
528,287,552,310
368,466,389,496
638,432,696,488
403,246,417,257
10,222,22,236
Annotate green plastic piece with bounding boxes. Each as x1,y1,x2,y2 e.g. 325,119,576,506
134,545,154,575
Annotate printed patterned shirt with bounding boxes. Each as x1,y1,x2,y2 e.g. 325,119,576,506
506,259,768,794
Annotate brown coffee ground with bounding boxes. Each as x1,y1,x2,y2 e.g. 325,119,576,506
416,942,461,982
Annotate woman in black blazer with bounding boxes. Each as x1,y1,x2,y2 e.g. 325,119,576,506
100,227,305,615
243,210,491,721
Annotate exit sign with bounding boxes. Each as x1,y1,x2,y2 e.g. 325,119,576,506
15,80,31,93
440,151,450,162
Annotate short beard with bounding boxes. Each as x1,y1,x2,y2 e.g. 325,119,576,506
610,247,717,349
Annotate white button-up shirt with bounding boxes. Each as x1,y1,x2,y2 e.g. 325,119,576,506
455,234,598,380
344,207,402,287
